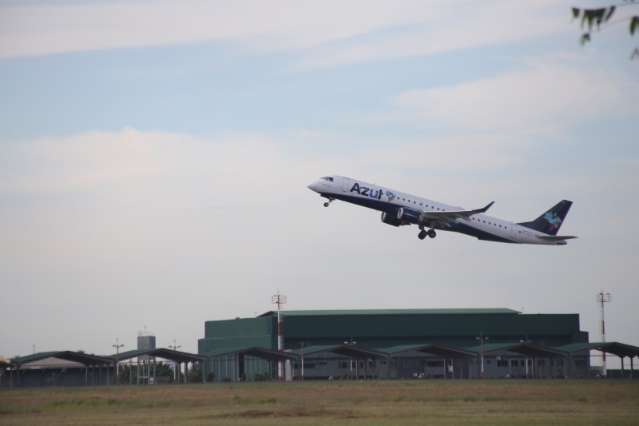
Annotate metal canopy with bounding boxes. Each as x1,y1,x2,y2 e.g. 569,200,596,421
556,342,639,358
12,351,113,367
466,342,566,358
384,344,476,358
206,347,298,361
112,348,205,363
296,345,387,359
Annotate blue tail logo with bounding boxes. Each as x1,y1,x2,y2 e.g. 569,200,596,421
543,212,562,231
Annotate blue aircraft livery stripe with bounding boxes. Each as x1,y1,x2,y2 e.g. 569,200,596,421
321,192,517,243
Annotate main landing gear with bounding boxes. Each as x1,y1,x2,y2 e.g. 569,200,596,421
323,198,334,207
418,227,436,240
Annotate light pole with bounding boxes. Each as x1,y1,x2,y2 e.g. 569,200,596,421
476,333,488,378
597,291,611,377
168,340,181,383
300,342,305,381
112,338,124,384
168,339,181,351
344,338,357,379
272,292,287,381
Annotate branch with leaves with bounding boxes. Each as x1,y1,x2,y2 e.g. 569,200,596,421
571,1,639,59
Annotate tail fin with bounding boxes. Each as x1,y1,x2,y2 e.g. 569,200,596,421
518,200,572,235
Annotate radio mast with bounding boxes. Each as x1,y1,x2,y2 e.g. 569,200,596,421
597,291,611,377
272,292,287,381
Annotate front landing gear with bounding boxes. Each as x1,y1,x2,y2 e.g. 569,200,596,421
323,198,334,207
418,228,436,240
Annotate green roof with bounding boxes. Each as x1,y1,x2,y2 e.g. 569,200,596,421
556,342,639,357
465,342,566,357
203,347,298,361
293,344,387,358
260,308,519,317
112,348,205,362
12,351,112,366
382,344,476,357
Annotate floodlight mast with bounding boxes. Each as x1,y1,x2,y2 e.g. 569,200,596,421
168,339,182,383
597,291,611,377
272,292,287,381
112,338,124,383
169,339,181,351
476,333,488,378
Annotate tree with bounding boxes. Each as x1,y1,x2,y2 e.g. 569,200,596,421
571,1,639,59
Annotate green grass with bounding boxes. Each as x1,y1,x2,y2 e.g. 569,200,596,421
1,380,638,425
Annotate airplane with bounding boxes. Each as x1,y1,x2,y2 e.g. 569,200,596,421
307,176,576,245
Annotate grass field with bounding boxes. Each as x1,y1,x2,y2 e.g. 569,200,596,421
1,380,638,425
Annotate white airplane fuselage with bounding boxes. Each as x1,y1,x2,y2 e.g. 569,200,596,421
308,176,575,245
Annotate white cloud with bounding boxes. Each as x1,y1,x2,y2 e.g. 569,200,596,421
391,56,639,132
0,0,439,58
295,1,565,69
0,0,566,63
0,128,520,199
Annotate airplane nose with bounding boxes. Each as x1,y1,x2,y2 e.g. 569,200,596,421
307,181,321,193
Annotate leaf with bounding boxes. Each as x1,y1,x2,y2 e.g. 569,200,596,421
572,7,580,19
604,6,615,22
631,16,639,35
594,9,606,29
581,8,606,31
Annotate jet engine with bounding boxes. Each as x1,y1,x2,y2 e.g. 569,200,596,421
381,211,402,226
396,207,421,223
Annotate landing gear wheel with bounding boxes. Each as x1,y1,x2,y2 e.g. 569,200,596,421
323,202,330,207
428,229,436,238
418,230,427,240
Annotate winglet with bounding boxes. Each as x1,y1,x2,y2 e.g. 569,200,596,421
479,201,494,213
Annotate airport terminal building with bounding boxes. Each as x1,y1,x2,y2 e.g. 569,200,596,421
197,308,638,381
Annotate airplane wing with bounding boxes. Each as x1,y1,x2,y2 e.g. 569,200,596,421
536,235,578,241
419,201,495,224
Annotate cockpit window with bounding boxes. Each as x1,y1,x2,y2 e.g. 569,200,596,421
321,176,334,182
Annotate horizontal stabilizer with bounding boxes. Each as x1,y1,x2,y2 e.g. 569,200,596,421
537,235,577,241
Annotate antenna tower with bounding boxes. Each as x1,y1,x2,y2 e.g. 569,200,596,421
272,292,287,380
597,291,611,377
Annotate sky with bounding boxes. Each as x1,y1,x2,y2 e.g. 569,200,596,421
1,0,638,364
